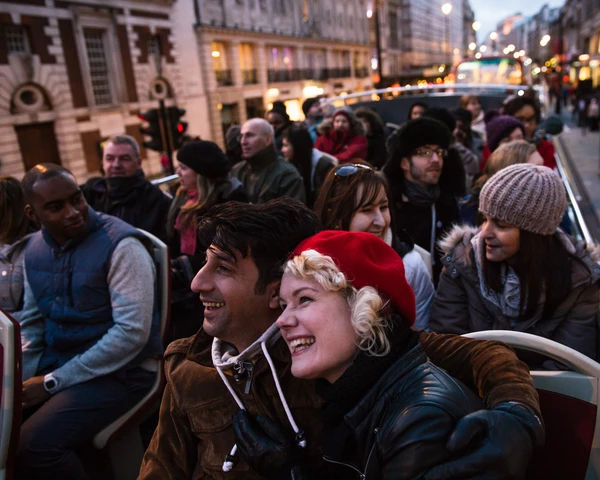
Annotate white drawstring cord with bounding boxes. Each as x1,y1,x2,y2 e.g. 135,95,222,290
216,366,244,472
261,341,306,448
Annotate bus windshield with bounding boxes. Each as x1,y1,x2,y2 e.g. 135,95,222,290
455,57,523,85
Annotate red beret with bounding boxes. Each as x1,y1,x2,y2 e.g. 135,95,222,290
291,230,416,325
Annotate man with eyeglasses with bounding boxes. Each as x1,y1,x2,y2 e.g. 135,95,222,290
232,118,305,204
383,117,459,283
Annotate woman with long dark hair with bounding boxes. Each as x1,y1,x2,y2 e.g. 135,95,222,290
431,163,599,368
167,140,247,338
0,176,37,322
281,123,337,207
314,163,434,329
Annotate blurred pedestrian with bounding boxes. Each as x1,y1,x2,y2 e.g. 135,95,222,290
355,107,388,169
314,108,368,164
281,123,337,207
266,101,292,152
234,118,305,203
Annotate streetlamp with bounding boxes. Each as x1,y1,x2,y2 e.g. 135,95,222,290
489,31,498,53
441,3,452,65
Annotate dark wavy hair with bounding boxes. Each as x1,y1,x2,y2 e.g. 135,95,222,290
282,123,313,204
314,163,391,232
197,198,321,293
502,95,541,124
482,230,571,319
0,176,36,244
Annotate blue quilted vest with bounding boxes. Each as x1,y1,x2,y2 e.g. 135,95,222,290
25,208,162,374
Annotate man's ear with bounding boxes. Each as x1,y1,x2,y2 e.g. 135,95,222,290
24,203,38,224
267,280,281,310
400,156,410,173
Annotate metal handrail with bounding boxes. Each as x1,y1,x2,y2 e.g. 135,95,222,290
554,144,595,245
151,174,179,186
326,83,543,105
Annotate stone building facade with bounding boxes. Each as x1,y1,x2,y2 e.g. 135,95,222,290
0,0,185,180
188,0,373,146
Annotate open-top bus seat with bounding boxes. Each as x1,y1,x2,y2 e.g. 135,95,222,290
92,229,170,480
0,309,22,480
464,330,600,480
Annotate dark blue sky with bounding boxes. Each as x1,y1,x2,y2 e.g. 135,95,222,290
470,0,564,42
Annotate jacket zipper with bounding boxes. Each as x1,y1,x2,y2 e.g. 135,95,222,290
233,360,254,394
322,428,379,480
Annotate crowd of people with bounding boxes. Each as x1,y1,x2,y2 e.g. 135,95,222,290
1,88,598,479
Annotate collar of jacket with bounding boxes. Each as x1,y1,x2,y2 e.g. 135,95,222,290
245,145,278,171
0,232,34,260
185,323,290,372
343,342,426,430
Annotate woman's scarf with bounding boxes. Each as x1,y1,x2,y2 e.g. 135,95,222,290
471,232,521,318
175,189,199,255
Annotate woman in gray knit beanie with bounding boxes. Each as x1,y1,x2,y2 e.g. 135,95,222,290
430,163,600,368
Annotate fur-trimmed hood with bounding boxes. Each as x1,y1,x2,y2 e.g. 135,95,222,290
437,224,600,286
438,224,479,256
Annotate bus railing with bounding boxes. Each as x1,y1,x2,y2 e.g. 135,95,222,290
325,83,544,106
554,141,596,245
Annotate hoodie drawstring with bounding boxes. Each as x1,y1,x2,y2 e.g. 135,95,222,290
217,339,306,472
260,341,306,448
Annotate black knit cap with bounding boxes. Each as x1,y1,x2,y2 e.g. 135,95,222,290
269,100,290,122
302,97,320,116
389,117,452,160
176,140,232,179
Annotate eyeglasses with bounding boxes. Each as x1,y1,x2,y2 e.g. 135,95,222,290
334,163,374,177
413,147,447,159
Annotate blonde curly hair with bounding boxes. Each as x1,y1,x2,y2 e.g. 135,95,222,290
284,249,391,356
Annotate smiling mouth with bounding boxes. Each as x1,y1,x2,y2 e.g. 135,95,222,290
203,301,225,310
288,337,315,354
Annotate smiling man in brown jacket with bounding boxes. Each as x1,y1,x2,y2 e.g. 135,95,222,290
138,198,542,480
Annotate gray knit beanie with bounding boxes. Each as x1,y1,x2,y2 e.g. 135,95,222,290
479,163,566,235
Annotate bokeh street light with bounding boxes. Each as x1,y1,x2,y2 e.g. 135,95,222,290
441,2,453,15
540,34,551,47
441,3,452,64
472,21,480,31
489,31,498,41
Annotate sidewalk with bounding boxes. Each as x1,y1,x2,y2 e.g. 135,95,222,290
556,125,600,214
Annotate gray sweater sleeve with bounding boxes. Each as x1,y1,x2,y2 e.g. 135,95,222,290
50,236,156,392
20,268,45,380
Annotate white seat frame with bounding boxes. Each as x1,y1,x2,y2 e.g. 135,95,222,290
0,309,20,480
464,330,600,480
92,229,170,480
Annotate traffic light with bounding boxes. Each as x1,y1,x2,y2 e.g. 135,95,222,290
166,107,188,150
138,108,164,152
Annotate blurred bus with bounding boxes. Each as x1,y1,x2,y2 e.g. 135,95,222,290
454,56,525,85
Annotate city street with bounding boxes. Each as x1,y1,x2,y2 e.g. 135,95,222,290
555,113,600,241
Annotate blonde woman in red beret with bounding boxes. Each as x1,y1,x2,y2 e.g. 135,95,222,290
236,230,486,479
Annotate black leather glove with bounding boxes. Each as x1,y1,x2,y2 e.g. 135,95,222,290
232,410,308,480
424,402,544,480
